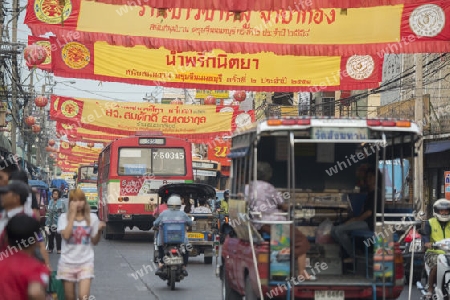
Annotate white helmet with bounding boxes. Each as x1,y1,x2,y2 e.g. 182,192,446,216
167,195,182,210
433,199,450,222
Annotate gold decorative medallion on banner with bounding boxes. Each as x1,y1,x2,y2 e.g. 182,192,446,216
61,100,80,118
34,0,72,24
35,40,52,65
62,42,91,70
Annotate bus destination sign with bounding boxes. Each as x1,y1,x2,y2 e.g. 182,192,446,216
139,138,166,145
311,127,369,140
193,162,215,169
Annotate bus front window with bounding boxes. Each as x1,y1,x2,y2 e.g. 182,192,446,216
79,167,98,181
118,148,186,176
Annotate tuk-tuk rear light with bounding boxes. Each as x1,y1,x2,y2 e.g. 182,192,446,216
380,120,396,127
170,249,179,255
267,119,282,126
281,119,297,125
396,120,411,127
118,197,123,202
257,253,269,263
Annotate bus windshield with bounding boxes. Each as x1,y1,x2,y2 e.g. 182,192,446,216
193,160,220,188
79,166,97,182
118,147,186,176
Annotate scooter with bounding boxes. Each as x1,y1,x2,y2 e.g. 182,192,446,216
153,222,187,290
417,238,450,299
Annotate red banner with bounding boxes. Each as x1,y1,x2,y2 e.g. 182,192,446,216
25,0,450,56
207,139,231,168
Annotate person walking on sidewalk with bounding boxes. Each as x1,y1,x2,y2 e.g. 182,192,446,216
46,189,66,254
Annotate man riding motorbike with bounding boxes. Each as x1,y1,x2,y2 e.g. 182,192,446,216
422,199,450,298
154,195,192,277
218,190,229,214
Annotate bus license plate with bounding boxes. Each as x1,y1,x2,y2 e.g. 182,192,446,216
188,233,204,239
314,291,344,300
122,214,132,220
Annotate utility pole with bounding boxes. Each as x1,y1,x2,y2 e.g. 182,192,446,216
27,72,34,164
414,53,424,213
10,0,19,154
36,84,45,167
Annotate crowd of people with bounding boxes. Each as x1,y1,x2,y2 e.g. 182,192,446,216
0,154,105,300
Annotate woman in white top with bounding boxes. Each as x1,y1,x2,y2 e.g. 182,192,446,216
57,189,106,300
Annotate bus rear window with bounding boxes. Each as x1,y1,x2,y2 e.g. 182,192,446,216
118,148,186,176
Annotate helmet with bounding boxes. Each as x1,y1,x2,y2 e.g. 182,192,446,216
167,195,182,210
433,199,450,222
224,190,229,196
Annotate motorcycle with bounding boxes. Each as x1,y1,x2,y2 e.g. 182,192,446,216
417,238,450,299
153,222,187,290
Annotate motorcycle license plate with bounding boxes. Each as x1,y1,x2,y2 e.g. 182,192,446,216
165,257,183,265
409,240,422,252
188,233,204,239
315,291,344,300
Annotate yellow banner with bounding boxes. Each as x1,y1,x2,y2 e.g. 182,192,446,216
78,2,402,45
54,95,234,135
94,44,341,87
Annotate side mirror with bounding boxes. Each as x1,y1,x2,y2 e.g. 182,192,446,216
73,174,77,179
93,166,98,174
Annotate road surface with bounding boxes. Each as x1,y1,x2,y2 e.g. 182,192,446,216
47,230,423,300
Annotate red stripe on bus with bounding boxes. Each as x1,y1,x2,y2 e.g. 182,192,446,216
107,203,154,215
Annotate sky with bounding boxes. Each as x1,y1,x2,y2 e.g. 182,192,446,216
15,0,160,102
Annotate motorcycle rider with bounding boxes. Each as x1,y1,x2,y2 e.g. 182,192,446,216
218,190,229,214
154,195,192,277
422,199,450,298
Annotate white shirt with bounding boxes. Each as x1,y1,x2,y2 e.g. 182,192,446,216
24,193,33,215
57,213,99,264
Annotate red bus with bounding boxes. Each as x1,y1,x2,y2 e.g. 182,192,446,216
97,133,193,239
75,163,98,187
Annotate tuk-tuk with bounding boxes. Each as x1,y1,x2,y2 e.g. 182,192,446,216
29,180,49,227
155,183,218,264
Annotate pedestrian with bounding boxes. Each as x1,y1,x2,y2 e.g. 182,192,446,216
0,154,20,211
0,214,50,300
246,162,314,280
46,189,66,254
9,170,40,218
56,188,105,300
0,180,51,270
8,170,50,267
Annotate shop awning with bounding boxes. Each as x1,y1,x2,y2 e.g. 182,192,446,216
425,140,450,154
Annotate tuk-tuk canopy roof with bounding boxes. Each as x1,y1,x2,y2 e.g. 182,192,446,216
158,183,216,199
29,180,48,190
